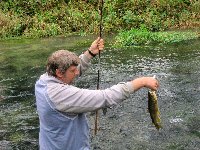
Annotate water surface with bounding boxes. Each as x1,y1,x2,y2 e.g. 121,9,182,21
0,36,199,150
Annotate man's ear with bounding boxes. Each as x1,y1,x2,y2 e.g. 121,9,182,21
55,69,63,78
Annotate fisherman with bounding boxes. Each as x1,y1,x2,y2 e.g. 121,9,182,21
35,37,159,150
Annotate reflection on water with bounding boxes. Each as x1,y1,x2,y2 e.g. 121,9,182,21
0,36,200,149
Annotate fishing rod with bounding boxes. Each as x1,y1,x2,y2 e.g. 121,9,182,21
94,0,104,135
97,0,104,87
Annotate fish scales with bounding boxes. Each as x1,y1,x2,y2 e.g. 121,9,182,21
148,90,162,130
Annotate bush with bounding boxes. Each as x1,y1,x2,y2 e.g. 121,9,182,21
0,0,199,39
0,11,24,38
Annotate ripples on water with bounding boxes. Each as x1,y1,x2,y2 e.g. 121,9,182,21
0,37,200,149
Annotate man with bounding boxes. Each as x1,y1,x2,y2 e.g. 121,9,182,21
35,37,159,150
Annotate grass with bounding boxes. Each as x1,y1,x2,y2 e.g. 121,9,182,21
114,27,200,47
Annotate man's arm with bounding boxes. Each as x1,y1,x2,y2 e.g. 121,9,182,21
77,37,104,76
47,77,158,113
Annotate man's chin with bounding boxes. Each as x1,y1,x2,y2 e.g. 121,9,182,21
68,80,75,85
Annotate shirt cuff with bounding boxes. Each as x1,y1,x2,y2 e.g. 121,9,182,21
126,81,135,93
79,53,91,63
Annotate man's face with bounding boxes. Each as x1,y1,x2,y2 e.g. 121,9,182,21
56,65,79,84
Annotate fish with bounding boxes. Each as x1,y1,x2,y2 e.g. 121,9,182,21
148,89,162,130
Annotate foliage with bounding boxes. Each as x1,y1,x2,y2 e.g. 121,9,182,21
115,25,151,46
0,0,199,39
114,26,200,46
0,11,24,38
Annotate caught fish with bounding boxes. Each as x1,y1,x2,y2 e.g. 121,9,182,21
148,89,162,130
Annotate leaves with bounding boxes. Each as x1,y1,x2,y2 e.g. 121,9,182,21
0,0,199,39
114,27,200,47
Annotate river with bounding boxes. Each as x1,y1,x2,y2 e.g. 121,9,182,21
0,35,199,150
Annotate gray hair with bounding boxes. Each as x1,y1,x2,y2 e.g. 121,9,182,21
46,50,80,77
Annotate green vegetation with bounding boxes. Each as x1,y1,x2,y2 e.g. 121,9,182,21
0,0,200,43
115,26,200,46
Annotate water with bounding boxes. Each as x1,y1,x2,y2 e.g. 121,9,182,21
0,36,199,150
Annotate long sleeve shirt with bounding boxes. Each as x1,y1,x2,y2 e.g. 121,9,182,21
35,53,135,150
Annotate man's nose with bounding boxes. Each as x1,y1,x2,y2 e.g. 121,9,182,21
75,69,80,75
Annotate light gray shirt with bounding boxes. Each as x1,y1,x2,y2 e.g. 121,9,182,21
35,53,135,150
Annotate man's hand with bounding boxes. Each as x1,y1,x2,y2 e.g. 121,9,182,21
89,37,104,55
131,77,159,92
